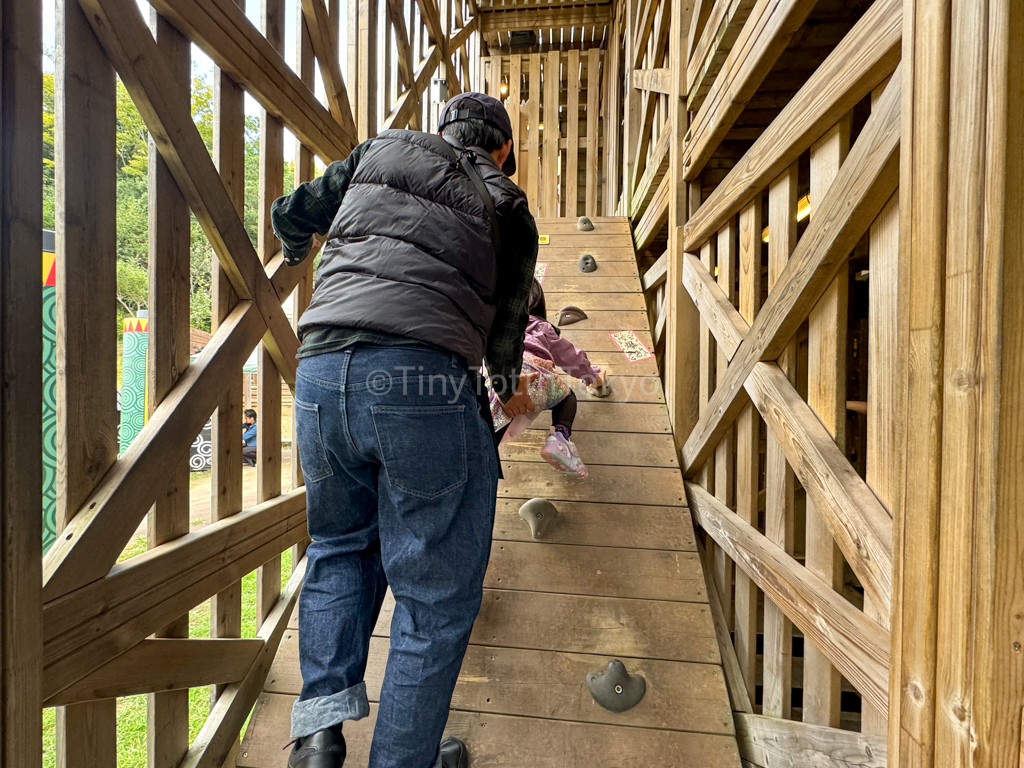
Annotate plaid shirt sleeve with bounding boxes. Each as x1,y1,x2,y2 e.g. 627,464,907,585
271,140,372,265
486,200,539,403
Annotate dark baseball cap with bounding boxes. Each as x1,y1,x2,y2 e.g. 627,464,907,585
438,92,516,176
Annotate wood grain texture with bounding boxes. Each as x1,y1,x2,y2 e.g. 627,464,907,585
736,714,887,767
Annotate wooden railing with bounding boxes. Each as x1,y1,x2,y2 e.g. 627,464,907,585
1,0,480,765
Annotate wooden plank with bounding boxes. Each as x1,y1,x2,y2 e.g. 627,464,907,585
683,0,901,250
682,0,818,181
631,126,670,221
47,639,265,707
500,429,677,467
802,117,849,728
566,49,580,217
633,67,671,94
686,0,756,114
52,0,117,761
546,310,651,331
498,464,685,507
357,0,377,138
381,45,441,131
535,245,638,262
43,490,307,699
683,252,747,357
527,53,541,213
146,12,191,767
699,538,753,714
761,164,797,720
478,4,611,32
181,559,306,768
542,261,642,278
542,50,560,217
210,0,246,689
473,589,719,663
540,274,641,294
145,0,356,157
268,635,733,734
486,541,706,602
300,0,357,136
546,232,636,247
633,172,670,254
0,0,44,757
735,714,887,768
492,499,695,550
642,253,668,291
733,196,761,701
240,696,741,767
687,483,889,714
680,71,901,475
508,54,521,188
509,401,669,435
585,49,601,214
712,221,737,634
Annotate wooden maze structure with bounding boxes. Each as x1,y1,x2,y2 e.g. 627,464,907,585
2,0,1024,766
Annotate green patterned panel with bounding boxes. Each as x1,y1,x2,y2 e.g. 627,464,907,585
119,320,148,453
42,283,57,554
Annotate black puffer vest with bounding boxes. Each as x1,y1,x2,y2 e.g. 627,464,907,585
298,129,527,366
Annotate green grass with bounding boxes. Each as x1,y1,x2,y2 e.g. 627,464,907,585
43,537,294,767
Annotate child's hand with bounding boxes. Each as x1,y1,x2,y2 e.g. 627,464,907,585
501,372,539,418
594,368,606,387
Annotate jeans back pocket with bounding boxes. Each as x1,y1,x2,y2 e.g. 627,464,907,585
294,398,334,483
370,405,467,500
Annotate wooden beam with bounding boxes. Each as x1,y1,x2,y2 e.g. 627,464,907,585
300,0,357,137
682,252,746,356
54,0,120,761
0,0,44,761
526,53,541,214
146,11,192,767
565,49,580,218
680,71,901,476
147,0,355,157
698,539,753,714
74,0,301,387
542,50,560,217
585,49,601,215
631,118,670,220
478,4,610,33
46,639,265,707
683,251,894,613
683,0,901,250
181,559,307,768
381,45,442,130
683,0,818,181
642,253,668,292
633,172,670,254
735,714,887,768
687,483,890,715
633,67,672,94
43,490,307,700
686,0,756,114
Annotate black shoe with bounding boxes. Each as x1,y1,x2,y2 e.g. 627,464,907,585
287,726,346,768
439,737,468,768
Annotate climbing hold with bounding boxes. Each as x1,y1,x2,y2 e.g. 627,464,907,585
577,216,595,231
519,498,559,539
555,305,588,326
587,660,646,713
578,253,598,273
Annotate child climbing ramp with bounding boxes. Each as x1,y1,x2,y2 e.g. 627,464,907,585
237,217,740,767
488,279,609,478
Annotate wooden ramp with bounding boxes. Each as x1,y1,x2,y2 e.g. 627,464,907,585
237,218,741,768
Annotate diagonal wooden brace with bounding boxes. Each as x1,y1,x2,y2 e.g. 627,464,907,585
300,0,357,136
681,69,902,477
78,0,300,388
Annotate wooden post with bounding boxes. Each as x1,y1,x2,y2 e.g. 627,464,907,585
53,0,117,763
146,10,191,767
585,49,600,216
526,53,541,215
566,49,580,219
357,0,378,139
762,164,798,720
210,0,246,697
542,51,560,217
802,116,850,728
734,196,762,698
713,220,736,627
507,55,521,189
258,0,285,623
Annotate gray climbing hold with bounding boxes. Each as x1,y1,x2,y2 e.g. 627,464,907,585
578,253,598,273
519,498,559,539
555,305,588,326
577,216,595,231
587,660,647,713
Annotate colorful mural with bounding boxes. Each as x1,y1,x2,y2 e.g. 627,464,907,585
42,238,57,554
119,317,149,453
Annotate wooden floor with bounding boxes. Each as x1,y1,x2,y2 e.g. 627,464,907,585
237,218,741,767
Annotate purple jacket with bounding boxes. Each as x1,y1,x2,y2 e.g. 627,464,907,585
523,315,601,383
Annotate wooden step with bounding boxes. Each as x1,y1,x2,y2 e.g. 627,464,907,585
499,429,678,467
520,401,672,434
498,463,685,507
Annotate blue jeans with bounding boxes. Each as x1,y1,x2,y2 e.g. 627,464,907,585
290,345,498,768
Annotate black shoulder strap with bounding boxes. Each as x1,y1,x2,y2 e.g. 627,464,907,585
440,135,502,255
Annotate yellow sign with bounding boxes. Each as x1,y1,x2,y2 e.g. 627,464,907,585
538,234,549,245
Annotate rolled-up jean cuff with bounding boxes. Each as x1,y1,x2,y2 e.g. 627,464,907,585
290,682,370,739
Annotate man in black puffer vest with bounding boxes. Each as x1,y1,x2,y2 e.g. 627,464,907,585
272,94,538,768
